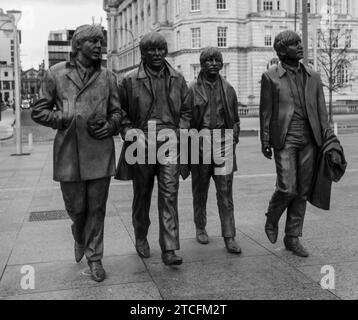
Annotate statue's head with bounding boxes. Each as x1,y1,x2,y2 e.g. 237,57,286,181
273,30,303,62
140,32,168,71
71,24,104,62
200,47,224,79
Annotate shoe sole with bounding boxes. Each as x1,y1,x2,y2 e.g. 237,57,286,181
136,249,150,259
163,260,183,266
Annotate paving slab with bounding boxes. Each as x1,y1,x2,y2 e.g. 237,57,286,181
3,282,162,300
144,255,314,299
166,282,338,300
7,217,137,265
299,261,358,300
0,255,151,298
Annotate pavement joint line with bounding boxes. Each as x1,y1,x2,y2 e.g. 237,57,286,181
1,168,357,192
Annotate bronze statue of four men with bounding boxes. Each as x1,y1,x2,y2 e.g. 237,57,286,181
32,25,338,283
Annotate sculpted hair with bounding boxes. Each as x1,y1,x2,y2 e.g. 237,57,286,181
273,30,301,61
200,47,224,67
71,24,104,58
139,32,168,56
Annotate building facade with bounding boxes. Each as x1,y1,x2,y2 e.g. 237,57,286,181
46,28,108,69
0,8,21,105
104,0,358,107
21,61,45,103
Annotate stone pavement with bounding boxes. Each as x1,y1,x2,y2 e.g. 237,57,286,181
0,134,357,300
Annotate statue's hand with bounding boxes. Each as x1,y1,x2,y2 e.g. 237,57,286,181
262,143,273,160
91,120,113,140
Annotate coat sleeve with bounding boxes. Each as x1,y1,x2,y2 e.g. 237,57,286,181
31,69,64,130
179,77,192,130
107,72,132,137
316,74,331,138
259,72,273,146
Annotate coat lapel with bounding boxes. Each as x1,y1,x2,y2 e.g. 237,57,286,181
66,68,83,91
78,69,101,96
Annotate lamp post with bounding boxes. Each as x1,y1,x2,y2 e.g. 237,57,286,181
120,27,136,67
7,10,23,155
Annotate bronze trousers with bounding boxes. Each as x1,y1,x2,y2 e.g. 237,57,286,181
60,177,111,262
267,120,317,237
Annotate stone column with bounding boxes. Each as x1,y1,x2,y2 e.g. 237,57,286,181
143,0,148,32
132,2,137,38
150,0,156,26
122,8,127,46
118,13,122,50
159,0,167,24
137,0,142,37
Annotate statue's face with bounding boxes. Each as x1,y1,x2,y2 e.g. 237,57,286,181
142,43,166,71
78,37,103,62
201,55,223,78
284,39,303,61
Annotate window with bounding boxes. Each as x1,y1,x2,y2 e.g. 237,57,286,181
217,0,227,10
345,30,352,48
191,0,200,11
4,72,8,77
263,1,273,10
307,0,311,13
220,63,229,80
191,28,201,48
264,27,272,46
277,1,280,10
192,64,201,80
335,60,350,85
332,30,339,48
267,58,279,69
52,33,62,41
217,27,227,48
176,31,181,50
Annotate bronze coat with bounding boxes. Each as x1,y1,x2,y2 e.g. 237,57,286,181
259,62,330,150
115,61,191,180
32,61,123,182
187,73,240,172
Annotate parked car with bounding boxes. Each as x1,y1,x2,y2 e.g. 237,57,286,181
21,99,31,109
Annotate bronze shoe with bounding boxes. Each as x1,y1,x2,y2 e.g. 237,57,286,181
161,250,183,266
224,237,242,254
283,236,309,258
74,241,84,263
196,228,209,245
88,260,106,282
135,238,150,258
265,219,278,244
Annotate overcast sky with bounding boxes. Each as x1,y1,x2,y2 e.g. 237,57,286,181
1,0,106,70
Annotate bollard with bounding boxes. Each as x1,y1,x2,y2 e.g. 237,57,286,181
334,122,338,137
28,132,33,152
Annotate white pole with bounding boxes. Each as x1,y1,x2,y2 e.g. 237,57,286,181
13,20,22,154
334,122,338,136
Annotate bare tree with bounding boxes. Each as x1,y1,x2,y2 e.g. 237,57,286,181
316,27,351,124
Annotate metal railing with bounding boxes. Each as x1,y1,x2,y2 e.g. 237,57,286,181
238,104,358,117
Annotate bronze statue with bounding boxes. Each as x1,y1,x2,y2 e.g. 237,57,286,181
115,32,191,266
187,47,241,254
259,30,334,257
31,24,128,281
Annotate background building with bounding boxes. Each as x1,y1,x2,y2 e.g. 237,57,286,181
21,60,45,104
46,27,108,68
104,0,358,108
0,8,21,106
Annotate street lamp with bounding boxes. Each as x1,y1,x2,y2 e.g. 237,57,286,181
120,27,136,67
7,10,23,155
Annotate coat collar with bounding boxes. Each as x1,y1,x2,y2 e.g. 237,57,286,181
65,59,102,93
136,60,179,80
278,61,311,78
